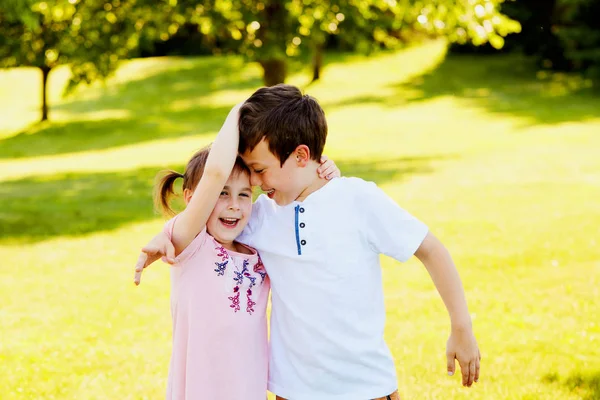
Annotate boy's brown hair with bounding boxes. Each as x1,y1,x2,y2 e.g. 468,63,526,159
238,84,327,165
154,145,250,216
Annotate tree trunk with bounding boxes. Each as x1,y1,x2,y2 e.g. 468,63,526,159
259,59,287,86
40,66,51,122
311,44,323,82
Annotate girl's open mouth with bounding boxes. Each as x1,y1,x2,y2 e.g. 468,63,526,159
219,217,239,228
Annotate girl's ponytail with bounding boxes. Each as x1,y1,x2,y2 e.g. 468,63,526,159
154,170,184,217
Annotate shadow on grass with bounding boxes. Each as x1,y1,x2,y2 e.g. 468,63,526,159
0,56,262,159
327,53,600,127
0,155,436,244
335,155,439,184
0,167,162,244
543,371,600,400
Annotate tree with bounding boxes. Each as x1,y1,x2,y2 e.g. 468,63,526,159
550,0,600,78
171,0,521,85
475,0,600,79
0,0,174,122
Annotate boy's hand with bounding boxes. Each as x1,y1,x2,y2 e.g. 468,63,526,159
134,232,176,286
318,155,341,180
446,328,481,387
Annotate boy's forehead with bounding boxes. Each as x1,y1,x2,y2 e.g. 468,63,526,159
241,139,279,165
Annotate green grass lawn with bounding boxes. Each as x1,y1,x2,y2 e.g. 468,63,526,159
1,40,599,399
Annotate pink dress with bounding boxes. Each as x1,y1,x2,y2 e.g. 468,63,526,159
164,217,270,400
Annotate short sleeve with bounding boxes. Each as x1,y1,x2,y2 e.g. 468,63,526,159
358,180,428,262
163,215,208,264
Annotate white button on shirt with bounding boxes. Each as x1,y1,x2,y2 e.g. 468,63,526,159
238,177,428,400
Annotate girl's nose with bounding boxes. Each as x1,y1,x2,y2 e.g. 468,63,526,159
228,197,240,210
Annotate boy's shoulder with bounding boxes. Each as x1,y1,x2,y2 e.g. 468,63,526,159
249,177,382,219
321,176,382,199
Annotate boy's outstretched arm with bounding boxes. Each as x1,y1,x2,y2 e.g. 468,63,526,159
414,232,481,387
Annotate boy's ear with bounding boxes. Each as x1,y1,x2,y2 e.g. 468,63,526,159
294,145,311,167
183,188,193,205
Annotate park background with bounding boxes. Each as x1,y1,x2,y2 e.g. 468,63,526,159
1,1,599,399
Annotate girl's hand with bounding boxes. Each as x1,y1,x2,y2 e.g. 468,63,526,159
318,155,341,180
446,328,481,387
134,232,176,286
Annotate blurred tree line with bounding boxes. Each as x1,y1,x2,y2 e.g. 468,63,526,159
453,0,600,80
0,0,523,121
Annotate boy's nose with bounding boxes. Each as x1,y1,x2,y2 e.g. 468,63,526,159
250,173,261,187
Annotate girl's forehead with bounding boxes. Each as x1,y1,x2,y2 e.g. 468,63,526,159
226,171,251,185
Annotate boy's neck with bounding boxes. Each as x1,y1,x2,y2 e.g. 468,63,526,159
295,163,331,202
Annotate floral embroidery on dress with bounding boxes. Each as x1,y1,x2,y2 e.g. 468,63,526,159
213,241,265,315
228,286,241,312
246,289,256,314
253,259,267,284
214,261,227,276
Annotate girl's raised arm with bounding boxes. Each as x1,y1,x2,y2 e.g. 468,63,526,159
170,103,242,254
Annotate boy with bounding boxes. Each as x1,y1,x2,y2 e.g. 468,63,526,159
135,84,480,399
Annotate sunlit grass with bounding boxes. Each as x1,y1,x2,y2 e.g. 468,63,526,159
1,41,599,399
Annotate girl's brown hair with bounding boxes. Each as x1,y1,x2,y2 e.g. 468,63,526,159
154,145,250,216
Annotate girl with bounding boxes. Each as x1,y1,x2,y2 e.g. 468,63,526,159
145,104,338,399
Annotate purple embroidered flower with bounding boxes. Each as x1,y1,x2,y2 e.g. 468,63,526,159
233,260,250,286
215,244,228,261
214,260,228,276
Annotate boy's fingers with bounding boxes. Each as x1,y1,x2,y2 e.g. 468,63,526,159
460,359,469,386
475,357,480,383
468,361,476,386
446,352,455,376
319,155,329,163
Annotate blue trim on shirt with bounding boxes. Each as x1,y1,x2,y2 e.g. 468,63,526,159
294,205,302,255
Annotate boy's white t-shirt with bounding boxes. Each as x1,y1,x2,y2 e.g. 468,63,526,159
237,177,428,400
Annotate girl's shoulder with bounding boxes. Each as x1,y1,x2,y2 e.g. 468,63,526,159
164,215,212,264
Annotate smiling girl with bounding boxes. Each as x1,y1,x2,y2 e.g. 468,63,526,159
147,103,337,399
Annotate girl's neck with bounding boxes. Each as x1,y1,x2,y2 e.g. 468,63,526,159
218,240,253,255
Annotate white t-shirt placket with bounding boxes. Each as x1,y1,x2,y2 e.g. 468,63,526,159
294,204,309,256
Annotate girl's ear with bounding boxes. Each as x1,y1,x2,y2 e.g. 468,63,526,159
183,188,193,205
294,145,311,167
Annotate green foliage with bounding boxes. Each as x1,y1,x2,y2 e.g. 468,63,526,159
480,0,600,80
164,0,520,83
0,0,521,87
0,0,174,89
552,0,600,78
175,0,520,56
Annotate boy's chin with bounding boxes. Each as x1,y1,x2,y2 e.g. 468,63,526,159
272,192,295,206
